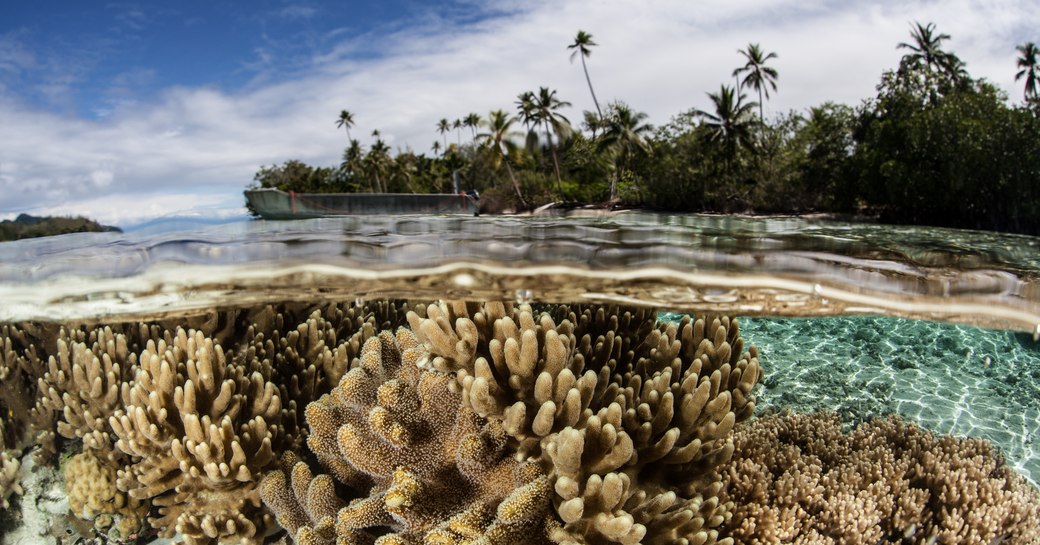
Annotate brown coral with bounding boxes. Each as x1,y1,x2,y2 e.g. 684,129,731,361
36,326,136,457
0,438,22,510
261,329,555,545
2,324,46,455
718,412,1040,545
108,326,288,544
406,303,760,545
65,450,147,538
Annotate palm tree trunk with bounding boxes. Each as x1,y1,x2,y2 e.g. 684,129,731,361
544,124,565,199
504,162,526,207
581,56,603,118
758,87,765,124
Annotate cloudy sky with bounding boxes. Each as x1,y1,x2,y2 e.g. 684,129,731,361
2,0,1038,226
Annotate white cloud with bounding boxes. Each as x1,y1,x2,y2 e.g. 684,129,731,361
1,0,1037,226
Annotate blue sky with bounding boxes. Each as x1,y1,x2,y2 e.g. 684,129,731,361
2,0,1039,225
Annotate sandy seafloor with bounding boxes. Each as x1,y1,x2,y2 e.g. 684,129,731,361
728,314,1040,485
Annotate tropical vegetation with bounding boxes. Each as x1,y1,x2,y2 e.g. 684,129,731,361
250,23,1040,235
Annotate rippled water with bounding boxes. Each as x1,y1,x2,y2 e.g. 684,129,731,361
1,212,1038,333
1,211,1039,541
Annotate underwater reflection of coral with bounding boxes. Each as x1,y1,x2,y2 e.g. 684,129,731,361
262,302,761,545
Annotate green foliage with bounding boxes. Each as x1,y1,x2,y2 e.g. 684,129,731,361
252,160,338,193
251,22,1040,234
0,214,120,241
853,78,1040,233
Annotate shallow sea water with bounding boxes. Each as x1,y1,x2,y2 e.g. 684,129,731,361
1,211,1039,543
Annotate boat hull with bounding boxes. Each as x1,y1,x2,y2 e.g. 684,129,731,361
245,189,478,219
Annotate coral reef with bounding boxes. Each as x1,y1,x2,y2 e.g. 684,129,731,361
6,300,1039,545
0,445,22,510
410,303,760,545
36,326,136,457
718,412,1040,545
0,301,414,544
262,302,762,545
2,324,45,454
64,450,147,538
107,326,294,544
262,330,555,544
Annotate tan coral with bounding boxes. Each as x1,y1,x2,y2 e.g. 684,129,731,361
36,326,136,457
719,412,1040,545
0,449,22,509
65,450,147,538
306,303,762,545
108,326,291,545
2,324,46,456
262,329,556,545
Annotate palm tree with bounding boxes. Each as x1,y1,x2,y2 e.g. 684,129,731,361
582,111,603,138
431,140,442,157
515,91,538,130
897,21,964,98
515,91,541,155
437,118,451,149
568,30,603,119
364,138,390,193
452,118,463,147
335,110,355,140
732,43,778,123
463,113,482,140
340,138,364,190
695,85,758,174
598,102,652,201
534,87,572,198
1016,42,1040,103
477,109,526,206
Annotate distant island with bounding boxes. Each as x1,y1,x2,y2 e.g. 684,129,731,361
0,214,121,242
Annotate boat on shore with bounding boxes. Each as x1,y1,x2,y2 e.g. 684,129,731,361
244,188,479,219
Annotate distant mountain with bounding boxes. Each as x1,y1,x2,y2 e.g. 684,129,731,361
0,214,121,242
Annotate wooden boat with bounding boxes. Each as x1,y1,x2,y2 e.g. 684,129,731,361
244,188,479,219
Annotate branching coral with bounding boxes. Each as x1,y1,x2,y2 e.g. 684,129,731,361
0,449,21,510
35,326,136,457
2,324,46,455
108,326,288,544
407,303,760,545
1,300,410,544
262,330,556,545
261,302,761,545
718,412,1040,545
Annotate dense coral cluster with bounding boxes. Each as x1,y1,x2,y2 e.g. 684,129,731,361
412,303,759,545
3,300,1040,545
108,326,289,544
36,326,136,457
262,302,761,545
718,412,1040,544
0,301,413,544
262,329,556,544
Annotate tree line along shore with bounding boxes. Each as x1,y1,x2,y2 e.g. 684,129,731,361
249,23,1040,236
0,214,120,242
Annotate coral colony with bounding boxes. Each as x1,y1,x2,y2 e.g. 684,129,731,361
0,301,1037,545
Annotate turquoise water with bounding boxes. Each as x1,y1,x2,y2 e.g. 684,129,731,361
736,315,1040,485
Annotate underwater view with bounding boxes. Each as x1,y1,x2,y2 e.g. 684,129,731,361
0,213,1039,545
